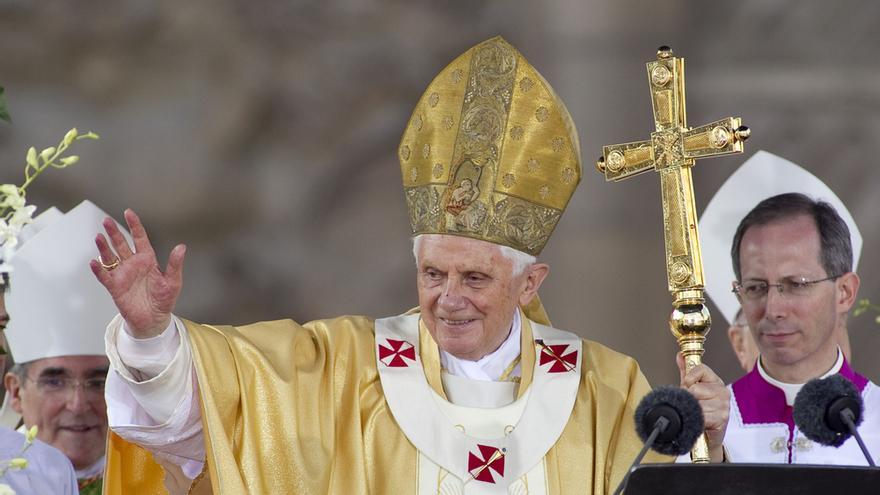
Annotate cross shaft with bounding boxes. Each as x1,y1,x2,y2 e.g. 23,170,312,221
596,46,750,463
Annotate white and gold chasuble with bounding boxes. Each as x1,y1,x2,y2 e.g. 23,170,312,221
105,308,668,494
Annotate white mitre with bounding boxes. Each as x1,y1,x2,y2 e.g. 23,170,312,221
699,150,863,326
5,200,124,363
17,207,63,245
0,200,127,426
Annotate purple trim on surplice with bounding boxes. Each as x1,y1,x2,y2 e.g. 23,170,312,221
731,357,870,463
732,365,794,430
732,358,869,427
837,359,869,393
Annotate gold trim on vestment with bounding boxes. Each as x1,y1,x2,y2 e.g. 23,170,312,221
419,318,449,401
498,355,522,383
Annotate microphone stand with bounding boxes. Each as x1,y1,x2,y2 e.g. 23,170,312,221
840,408,876,467
613,416,670,495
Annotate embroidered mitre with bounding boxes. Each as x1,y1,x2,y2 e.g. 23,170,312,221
399,36,582,256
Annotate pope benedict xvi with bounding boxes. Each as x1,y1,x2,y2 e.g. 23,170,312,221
92,37,727,495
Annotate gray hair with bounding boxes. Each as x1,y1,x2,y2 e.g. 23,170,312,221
8,362,28,379
731,192,853,281
412,234,536,277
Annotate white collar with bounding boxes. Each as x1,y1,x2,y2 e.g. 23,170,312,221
439,310,521,382
757,347,844,406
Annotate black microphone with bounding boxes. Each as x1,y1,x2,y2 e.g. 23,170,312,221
793,374,875,466
612,386,705,495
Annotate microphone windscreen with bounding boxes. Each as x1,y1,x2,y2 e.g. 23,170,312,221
794,374,864,447
634,386,704,456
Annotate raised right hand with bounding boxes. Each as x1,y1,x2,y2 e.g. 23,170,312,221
90,209,186,339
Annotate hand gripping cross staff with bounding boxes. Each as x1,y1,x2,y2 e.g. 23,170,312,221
597,47,744,463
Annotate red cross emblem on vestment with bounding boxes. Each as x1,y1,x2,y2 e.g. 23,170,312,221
467,444,505,484
537,340,578,373
378,339,416,367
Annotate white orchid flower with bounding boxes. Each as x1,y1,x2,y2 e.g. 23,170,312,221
0,187,24,210
0,219,18,246
8,205,35,229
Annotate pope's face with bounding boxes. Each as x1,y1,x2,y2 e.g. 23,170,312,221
6,355,109,470
738,214,856,380
416,235,541,360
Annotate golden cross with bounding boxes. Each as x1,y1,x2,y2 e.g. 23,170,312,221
596,46,750,463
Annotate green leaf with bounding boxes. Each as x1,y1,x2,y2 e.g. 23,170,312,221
0,86,10,123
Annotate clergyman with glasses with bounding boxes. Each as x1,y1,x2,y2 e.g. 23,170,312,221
723,191,880,464
2,201,125,494
698,151,877,464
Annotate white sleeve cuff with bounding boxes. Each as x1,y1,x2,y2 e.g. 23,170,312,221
116,318,180,379
105,314,193,423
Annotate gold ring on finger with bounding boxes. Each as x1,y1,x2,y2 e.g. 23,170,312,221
98,256,120,271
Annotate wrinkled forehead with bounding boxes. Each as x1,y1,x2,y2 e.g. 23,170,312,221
25,355,110,376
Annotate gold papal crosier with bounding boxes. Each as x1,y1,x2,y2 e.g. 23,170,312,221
399,36,582,256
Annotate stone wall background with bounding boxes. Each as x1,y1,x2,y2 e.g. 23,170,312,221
1,0,878,386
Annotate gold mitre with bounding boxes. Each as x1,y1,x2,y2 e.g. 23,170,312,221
399,36,582,256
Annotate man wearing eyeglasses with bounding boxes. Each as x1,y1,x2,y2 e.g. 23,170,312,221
2,201,123,494
698,151,876,464
722,192,879,464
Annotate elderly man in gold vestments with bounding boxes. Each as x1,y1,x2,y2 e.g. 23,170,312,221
92,37,729,495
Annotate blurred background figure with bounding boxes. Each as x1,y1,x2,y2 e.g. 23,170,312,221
2,201,125,494
0,203,83,494
726,308,759,373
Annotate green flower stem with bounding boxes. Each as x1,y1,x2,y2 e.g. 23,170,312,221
19,132,97,191
0,129,98,220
